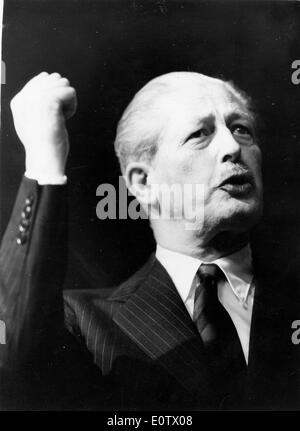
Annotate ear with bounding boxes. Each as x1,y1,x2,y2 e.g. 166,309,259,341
125,161,157,206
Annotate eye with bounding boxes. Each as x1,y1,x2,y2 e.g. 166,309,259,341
231,124,253,138
184,127,210,143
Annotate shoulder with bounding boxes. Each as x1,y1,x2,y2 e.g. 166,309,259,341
63,253,157,328
108,252,157,301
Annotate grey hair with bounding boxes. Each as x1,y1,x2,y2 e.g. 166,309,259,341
114,72,256,174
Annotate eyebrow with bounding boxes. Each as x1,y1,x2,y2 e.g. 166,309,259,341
225,111,254,124
182,109,255,144
190,110,253,128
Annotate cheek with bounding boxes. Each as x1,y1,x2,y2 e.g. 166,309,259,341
153,149,194,184
243,146,262,174
156,149,213,187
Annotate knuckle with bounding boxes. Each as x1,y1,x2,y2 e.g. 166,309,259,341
32,72,47,84
60,77,70,86
50,72,61,79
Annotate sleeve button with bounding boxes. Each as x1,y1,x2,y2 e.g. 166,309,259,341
17,234,27,245
25,195,34,205
21,206,32,219
20,219,30,229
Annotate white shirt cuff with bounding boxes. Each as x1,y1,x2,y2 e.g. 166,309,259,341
25,171,67,185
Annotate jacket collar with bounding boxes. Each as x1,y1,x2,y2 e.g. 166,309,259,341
156,244,253,306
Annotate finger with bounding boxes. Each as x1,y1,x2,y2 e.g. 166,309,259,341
53,87,77,120
63,87,77,120
48,72,62,81
51,77,70,88
24,71,49,88
38,71,49,78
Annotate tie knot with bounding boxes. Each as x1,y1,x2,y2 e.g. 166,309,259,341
197,263,223,288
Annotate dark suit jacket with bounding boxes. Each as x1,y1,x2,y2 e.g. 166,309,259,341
0,177,299,410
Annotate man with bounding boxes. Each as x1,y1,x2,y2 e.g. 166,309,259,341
0,71,299,410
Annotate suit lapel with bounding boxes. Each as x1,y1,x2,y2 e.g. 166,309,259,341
113,257,214,398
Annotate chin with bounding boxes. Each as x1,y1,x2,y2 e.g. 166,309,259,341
223,198,262,231
206,195,263,234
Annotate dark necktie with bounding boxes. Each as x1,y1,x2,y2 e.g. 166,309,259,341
193,263,247,408
193,263,224,345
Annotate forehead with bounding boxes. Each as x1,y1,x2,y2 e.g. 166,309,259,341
159,79,250,127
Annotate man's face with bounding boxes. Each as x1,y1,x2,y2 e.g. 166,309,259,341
148,78,263,236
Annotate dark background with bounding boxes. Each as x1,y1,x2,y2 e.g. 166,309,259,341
1,0,300,289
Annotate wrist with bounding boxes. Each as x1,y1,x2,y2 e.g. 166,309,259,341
25,153,67,185
25,149,67,178
25,170,67,185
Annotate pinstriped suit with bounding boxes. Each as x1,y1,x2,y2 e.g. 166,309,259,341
0,176,299,410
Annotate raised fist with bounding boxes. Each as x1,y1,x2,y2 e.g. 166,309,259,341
10,72,77,182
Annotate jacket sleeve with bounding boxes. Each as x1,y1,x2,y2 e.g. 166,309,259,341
0,176,70,406
0,176,110,410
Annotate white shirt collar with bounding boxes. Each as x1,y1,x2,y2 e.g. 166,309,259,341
156,243,253,306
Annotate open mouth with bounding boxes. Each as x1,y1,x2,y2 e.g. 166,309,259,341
218,173,254,196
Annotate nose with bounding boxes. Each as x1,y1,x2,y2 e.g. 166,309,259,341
215,126,241,163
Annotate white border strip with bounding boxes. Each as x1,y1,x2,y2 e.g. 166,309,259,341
0,0,3,113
